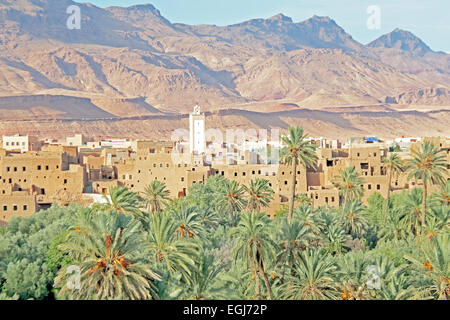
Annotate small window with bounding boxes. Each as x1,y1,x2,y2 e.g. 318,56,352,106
13,205,18,211
23,205,28,211
37,165,42,170
377,184,381,190
3,205,7,211
6,167,10,172
23,167,26,172
45,165,49,170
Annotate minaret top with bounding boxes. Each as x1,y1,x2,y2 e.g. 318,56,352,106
193,105,201,115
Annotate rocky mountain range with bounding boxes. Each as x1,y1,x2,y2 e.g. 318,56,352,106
0,0,449,139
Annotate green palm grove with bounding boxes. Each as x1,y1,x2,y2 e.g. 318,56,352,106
0,131,448,300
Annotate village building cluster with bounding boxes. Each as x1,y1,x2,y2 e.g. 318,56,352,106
1,108,449,224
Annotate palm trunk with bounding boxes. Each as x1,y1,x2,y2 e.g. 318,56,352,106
258,254,274,300
248,245,260,299
384,168,393,223
422,182,427,235
288,161,297,223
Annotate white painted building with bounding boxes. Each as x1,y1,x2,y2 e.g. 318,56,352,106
66,134,86,147
2,135,39,153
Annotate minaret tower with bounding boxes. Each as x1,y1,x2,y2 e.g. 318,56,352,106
189,105,206,155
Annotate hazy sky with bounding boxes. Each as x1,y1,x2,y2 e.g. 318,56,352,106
81,0,450,52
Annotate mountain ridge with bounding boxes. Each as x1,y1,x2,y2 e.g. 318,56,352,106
0,0,448,121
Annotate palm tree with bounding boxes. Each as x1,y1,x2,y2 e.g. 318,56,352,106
280,126,318,223
144,211,198,284
142,181,170,213
295,194,312,206
230,212,277,300
219,261,257,300
55,209,160,300
323,224,351,255
294,204,322,236
406,141,448,234
382,153,404,222
183,252,228,300
336,251,370,300
377,274,417,300
378,207,408,242
432,180,450,207
275,217,313,279
369,255,408,296
279,250,339,300
244,179,275,213
217,180,247,226
332,167,364,207
341,199,369,238
95,186,143,217
167,201,206,239
404,234,449,300
400,188,424,236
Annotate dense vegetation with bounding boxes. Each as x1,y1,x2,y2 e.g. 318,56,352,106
0,129,448,300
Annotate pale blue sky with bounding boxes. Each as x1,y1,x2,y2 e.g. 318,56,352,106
79,0,450,52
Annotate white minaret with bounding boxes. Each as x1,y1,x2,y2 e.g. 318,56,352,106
189,105,206,155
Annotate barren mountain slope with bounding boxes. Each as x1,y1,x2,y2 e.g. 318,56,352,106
0,0,448,138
